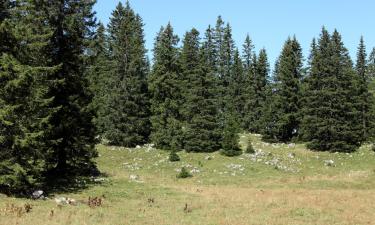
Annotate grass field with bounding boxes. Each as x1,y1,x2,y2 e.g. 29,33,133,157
1,134,375,225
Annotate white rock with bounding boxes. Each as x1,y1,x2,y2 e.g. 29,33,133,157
324,159,335,167
32,190,44,199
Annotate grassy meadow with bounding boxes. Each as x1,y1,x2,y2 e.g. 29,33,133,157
1,134,375,225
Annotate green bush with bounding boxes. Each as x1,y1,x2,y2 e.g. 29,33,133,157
169,150,180,162
246,140,255,154
176,167,192,179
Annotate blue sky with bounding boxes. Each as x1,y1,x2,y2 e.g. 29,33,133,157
94,0,375,69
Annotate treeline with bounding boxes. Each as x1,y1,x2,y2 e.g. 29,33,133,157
1,0,375,194
91,1,375,153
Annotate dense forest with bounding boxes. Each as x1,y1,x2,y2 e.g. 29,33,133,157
1,0,375,194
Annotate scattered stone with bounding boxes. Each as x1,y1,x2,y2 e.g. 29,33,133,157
129,174,140,181
136,145,141,149
54,197,76,205
324,159,335,167
288,152,296,159
31,190,44,199
190,168,201,174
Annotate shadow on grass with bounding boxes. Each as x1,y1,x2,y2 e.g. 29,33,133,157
0,168,111,198
43,169,111,196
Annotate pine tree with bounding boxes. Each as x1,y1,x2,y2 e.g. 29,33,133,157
248,49,269,132
180,28,221,152
242,35,256,130
149,23,183,150
301,28,362,152
229,49,246,125
0,0,58,193
86,23,111,135
43,0,98,175
262,37,303,142
221,114,242,157
355,37,371,141
368,48,375,81
104,2,150,146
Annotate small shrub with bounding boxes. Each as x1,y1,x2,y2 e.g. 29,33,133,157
169,150,180,162
177,167,192,179
246,140,255,154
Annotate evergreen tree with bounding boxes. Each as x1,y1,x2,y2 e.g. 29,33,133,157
262,37,303,142
248,48,269,132
86,23,111,135
355,37,371,140
104,2,150,146
301,28,362,152
43,0,98,175
368,48,375,81
229,49,246,125
242,35,256,130
0,0,58,193
180,28,221,152
221,114,242,157
149,23,183,150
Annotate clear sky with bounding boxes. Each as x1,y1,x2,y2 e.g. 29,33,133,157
94,0,375,69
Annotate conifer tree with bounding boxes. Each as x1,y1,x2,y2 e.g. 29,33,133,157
149,23,183,150
180,28,221,152
86,23,111,135
242,35,256,130
368,48,375,81
43,0,98,175
104,2,150,146
0,0,59,193
301,28,362,152
248,49,269,132
262,37,303,142
221,114,242,157
355,37,371,140
229,49,246,125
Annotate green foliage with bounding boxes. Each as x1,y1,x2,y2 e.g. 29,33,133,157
169,150,180,162
246,49,270,133
86,23,111,136
355,37,373,141
221,115,242,157
0,0,59,193
101,2,151,147
301,28,362,152
149,23,183,151
42,0,98,175
180,28,222,152
176,167,192,179
228,49,247,126
246,139,255,154
262,37,303,142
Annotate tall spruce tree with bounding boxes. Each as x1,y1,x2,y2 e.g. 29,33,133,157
0,0,59,193
149,23,183,150
104,2,150,146
262,37,303,142
43,0,98,175
86,23,111,135
248,48,269,132
229,49,246,125
355,37,371,140
242,35,256,130
368,48,375,80
301,28,362,152
180,28,221,152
